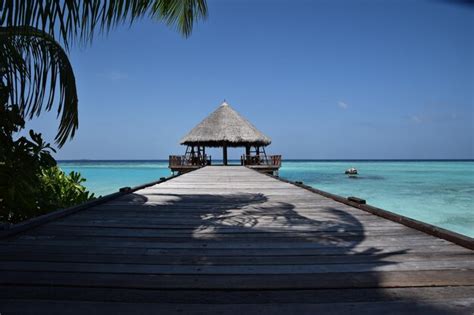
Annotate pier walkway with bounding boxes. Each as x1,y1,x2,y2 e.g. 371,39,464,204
1,166,473,314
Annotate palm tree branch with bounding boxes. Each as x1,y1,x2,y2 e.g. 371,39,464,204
0,26,78,147
0,1,207,147
0,0,208,49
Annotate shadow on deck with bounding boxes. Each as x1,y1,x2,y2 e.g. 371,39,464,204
0,187,473,313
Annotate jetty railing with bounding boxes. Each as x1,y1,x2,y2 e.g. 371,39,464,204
169,155,211,168
240,154,282,167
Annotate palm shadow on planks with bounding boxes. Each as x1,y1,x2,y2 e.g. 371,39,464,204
41,192,383,247
1,192,472,314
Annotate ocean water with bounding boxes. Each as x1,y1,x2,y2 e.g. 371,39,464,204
279,161,473,238
59,160,171,196
58,160,474,238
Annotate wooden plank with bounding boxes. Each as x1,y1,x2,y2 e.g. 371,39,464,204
23,226,426,238
1,299,473,315
1,243,469,257
2,251,472,266
47,220,411,231
61,207,383,217
1,259,473,274
47,212,413,222
2,285,473,304
52,215,398,226
1,270,473,289
8,236,452,249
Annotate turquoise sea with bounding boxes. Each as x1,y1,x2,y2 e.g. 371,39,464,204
59,160,474,238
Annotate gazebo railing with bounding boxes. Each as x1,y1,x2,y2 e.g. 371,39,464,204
241,154,281,167
169,155,211,168
270,155,282,167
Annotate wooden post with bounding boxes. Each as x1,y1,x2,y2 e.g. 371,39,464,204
256,146,260,165
245,145,251,165
223,144,228,166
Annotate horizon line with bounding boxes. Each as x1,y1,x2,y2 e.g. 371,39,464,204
57,158,474,162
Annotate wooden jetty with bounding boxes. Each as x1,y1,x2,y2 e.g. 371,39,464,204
1,166,473,314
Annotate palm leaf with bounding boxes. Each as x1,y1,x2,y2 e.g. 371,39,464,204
0,0,208,48
0,26,78,147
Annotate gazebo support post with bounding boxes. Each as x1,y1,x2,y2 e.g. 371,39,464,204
202,146,206,165
223,144,228,166
245,145,250,165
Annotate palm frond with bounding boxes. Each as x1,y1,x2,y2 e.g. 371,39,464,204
0,26,78,147
0,0,208,48
0,1,207,146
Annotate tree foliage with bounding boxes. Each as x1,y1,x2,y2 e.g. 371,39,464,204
39,166,95,212
0,104,94,224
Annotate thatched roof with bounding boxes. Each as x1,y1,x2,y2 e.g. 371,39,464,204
180,101,271,147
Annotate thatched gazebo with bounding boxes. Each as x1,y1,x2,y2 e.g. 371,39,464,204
169,101,281,174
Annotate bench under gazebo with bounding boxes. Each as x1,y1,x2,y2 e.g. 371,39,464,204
169,101,281,175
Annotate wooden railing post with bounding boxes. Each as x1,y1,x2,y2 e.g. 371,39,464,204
223,145,228,166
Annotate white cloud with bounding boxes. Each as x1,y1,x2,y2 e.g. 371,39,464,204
410,115,422,123
409,112,460,124
337,101,348,109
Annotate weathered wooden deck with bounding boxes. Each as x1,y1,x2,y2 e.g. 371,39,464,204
1,166,473,314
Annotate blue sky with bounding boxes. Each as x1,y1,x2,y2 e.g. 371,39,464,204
26,0,473,159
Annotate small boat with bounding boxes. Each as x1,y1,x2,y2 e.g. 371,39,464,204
345,168,358,176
